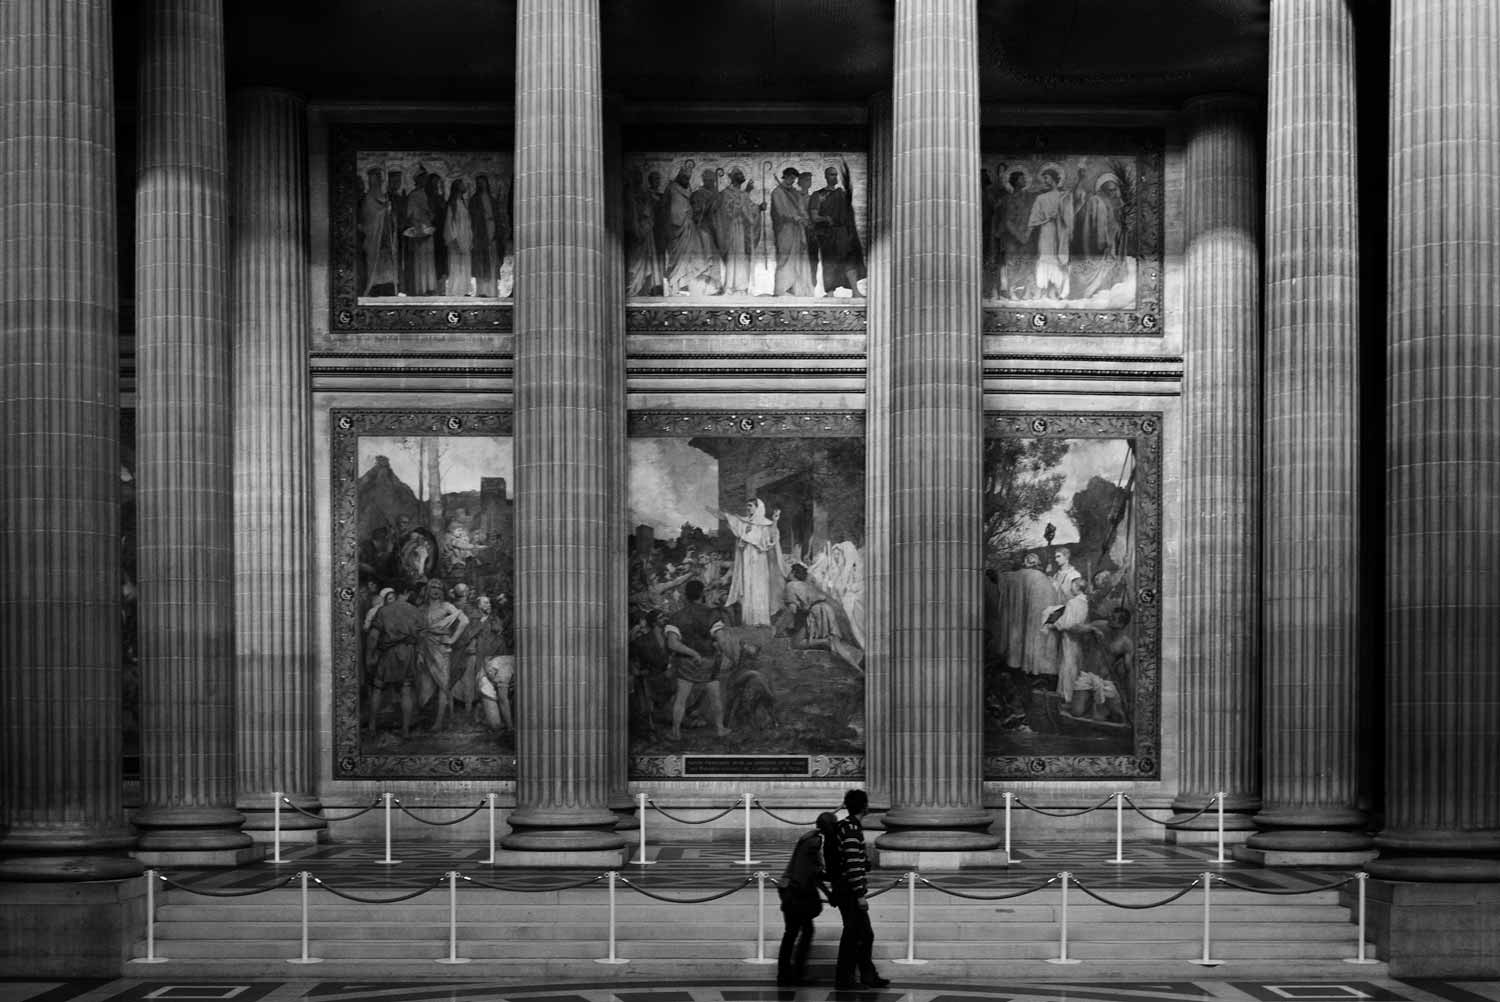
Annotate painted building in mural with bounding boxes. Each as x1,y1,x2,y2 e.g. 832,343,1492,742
2,0,1498,981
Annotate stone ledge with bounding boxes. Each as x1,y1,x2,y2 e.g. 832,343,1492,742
1235,846,1378,868
135,844,269,869
490,848,631,868
0,878,144,978
1361,877,1500,977
875,849,1010,870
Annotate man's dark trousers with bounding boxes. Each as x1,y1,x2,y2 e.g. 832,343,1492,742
778,894,818,982
834,899,877,986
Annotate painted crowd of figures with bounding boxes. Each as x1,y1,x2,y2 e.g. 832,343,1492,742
358,165,513,298
982,159,1132,303
625,161,867,298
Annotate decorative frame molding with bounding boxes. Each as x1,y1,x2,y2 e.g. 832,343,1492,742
330,408,517,780
981,410,1163,780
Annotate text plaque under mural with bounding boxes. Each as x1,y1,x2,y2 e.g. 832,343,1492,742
331,409,517,780
982,411,1162,779
628,411,866,781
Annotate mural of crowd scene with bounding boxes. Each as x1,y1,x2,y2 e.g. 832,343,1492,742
982,413,1162,779
623,153,868,302
354,151,514,300
331,411,516,779
627,413,865,779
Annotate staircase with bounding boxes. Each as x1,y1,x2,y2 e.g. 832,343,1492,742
132,876,1384,981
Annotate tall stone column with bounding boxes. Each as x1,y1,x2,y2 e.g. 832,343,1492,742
230,88,323,840
1172,96,1262,836
0,0,141,884
1373,0,1500,883
876,0,999,861
133,0,252,861
863,91,894,814
501,0,625,861
1247,1,1371,863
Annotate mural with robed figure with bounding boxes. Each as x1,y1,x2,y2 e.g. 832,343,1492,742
982,412,1162,779
627,412,865,780
331,410,516,779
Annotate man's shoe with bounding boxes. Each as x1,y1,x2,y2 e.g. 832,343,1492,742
863,977,892,988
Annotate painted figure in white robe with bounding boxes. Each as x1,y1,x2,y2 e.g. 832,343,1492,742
1027,163,1079,299
717,498,783,627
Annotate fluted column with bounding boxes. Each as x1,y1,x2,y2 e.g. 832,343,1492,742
134,0,250,856
876,0,998,854
230,88,323,837
1373,0,1500,882
502,0,625,857
1248,1,1370,860
1172,96,1262,834
0,0,141,882
863,91,894,813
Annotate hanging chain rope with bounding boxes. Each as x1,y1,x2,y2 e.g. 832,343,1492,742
1213,872,1361,895
281,795,382,821
394,799,488,826
310,873,445,904
1070,874,1203,909
753,801,827,826
864,875,906,899
645,798,742,824
157,873,299,897
918,873,1061,901
1013,794,1116,818
1121,793,1214,825
460,872,606,893
619,874,756,904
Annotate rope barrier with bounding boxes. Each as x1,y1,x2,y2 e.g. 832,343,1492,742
645,798,741,824
310,873,445,904
281,795,382,821
864,875,906,900
918,873,1060,902
1070,874,1203,909
158,873,299,897
1013,794,1115,818
619,874,755,904
394,799,488,826
1122,793,1214,826
1212,872,1360,895
753,801,826,826
460,872,606,893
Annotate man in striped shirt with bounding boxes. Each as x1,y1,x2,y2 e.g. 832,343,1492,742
822,788,890,990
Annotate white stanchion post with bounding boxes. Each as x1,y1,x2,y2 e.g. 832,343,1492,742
272,792,284,864
130,870,169,964
631,791,655,865
435,870,472,964
1189,872,1223,966
1045,871,1081,964
892,870,930,965
595,871,629,965
738,791,761,865
1003,792,1013,858
377,792,401,865
1110,791,1132,864
744,871,776,964
287,871,323,964
1345,872,1379,964
1215,791,1228,863
483,792,497,864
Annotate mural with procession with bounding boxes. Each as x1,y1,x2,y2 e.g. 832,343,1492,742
331,410,516,779
982,412,1162,779
627,412,866,780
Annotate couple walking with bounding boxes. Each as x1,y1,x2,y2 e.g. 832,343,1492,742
777,788,890,991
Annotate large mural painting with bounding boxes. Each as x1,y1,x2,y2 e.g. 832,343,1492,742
331,410,516,779
982,412,1162,779
981,129,1163,336
627,412,865,781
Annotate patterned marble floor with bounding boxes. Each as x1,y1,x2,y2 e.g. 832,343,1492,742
3,976,1499,1002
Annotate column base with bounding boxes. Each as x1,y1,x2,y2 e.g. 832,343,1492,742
0,876,145,977
876,848,1009,870
135,843,268,869
245,827,326,846
238,794,328,834
1165,827,1254,846
874,830,1003,852
490,847,630,868
1245,828,1374,856
133,806,254,855
1366,856,1500,883
1235,845,1378,868
1359,875,1500,977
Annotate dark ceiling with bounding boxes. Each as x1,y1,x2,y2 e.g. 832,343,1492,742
193,1,1273,107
